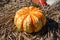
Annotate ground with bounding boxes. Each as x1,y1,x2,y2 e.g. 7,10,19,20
0,0,60,40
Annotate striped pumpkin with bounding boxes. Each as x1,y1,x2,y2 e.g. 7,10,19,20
14,6,46,33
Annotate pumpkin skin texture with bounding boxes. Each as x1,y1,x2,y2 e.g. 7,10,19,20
14,6,46,33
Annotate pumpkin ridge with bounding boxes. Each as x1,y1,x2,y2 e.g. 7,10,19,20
15,14,22,23
22,14,28,31
14,13,25,25
32,13,42,19
30,14,36,32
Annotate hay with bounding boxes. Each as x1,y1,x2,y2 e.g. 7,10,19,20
0,0,60,40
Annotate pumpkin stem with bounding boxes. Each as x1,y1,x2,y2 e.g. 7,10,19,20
31,2,40,7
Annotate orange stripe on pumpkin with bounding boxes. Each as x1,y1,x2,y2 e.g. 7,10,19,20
32,13,42,19
30,14,36,32
15,9,28,23
22,14,28,31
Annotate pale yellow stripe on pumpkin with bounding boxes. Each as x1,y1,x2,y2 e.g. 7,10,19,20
31,8,43,19
14,11,24,25
32,11,44,28
14,14,19,25
15,7,29,24
32,10,46,27
16,14,28,31
16,15,25,31
31,14,42,32
14,14,21,25
23,15,33,33
22,14,28,31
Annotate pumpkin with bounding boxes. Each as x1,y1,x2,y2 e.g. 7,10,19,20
32,0,47,6
14,6,46,33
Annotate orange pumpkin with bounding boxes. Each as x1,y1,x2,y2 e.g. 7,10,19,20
14,6,46,33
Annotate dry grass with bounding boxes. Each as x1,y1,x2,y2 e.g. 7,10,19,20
0,0,60,40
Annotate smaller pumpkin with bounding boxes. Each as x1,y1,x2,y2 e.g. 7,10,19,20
14,6,46,33
32,0,47,6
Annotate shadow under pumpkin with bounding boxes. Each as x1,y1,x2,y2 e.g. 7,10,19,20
30,18,59,40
